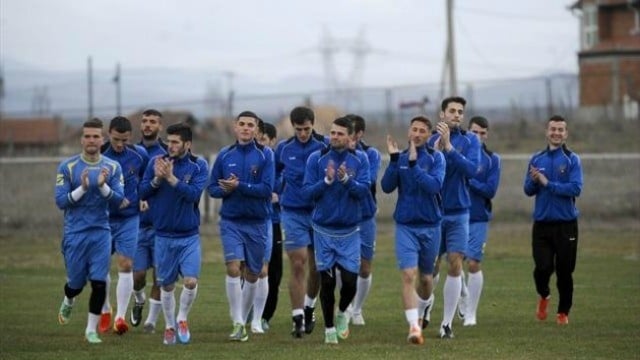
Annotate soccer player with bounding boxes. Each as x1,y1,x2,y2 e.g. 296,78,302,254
457,116,501,327
274,106,328,338
100,116,149,335
427,96,481,338
381,116,445,345
302,116,370,344
524,115,583,326
131,109,167,333
55,118,125,344
139,123,208,345
208,111,274,342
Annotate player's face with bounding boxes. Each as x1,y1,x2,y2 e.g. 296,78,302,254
407,120,430,147
329,124,350,150
166,134,190,158
141,115,162,141
81,127,104,156
234,116,258,144
440,101,464,129
546,120,568,148
293,120,313,143
109,130,131,153
469,123,488,143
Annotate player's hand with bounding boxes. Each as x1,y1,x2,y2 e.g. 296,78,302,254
119,198,130,209
81,169,90,190
408,139,417,161
271,192,279,203
97,167,110,186
218,173,239,193
386,135,399,154
325,160,336,183
436,122,452,151
337,162,348,183
139,200,149,212
153,157,166,178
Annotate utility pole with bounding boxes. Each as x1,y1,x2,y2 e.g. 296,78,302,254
446,0,458,96
114,62,122,116
87,56,94,120
223,71,235,119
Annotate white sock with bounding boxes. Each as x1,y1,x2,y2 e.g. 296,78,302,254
352,275,372,314
145,298,162,326
442,275,461,326
101,273,111,313
161,288,176,329
404,308,419,328
417,293,433,319
252,277,268,324
304,294,317,308
86,313,100,334
226,275,243,324
177,285,198,322
241,281,258,324
460,272,468,297
134,288,146,304
467,271,484,319
115,272,133,319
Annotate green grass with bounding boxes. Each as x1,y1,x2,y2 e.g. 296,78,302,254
1,222,639,359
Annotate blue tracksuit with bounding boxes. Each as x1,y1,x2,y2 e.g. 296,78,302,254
208,140,274,221
303,147,371,228
139,153,209,237
275,132,328,211
381,146,446,225
524,145,583,221
428,128,481,214
138,139,168,228
102,143,149,219
469,144,501,223
357,141,381,220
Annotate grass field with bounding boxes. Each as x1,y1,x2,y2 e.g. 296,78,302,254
1,221,639,360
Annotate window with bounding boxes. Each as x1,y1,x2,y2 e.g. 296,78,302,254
582,4,598,49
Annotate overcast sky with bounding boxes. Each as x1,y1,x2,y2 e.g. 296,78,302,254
2,0,580,87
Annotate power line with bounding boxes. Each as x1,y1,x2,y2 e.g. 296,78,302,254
455,6,570,23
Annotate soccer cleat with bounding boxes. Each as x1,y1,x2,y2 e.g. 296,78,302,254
177,320,191,343
291,314,304,338
163,328,176,345
336,312,350,340
130,301,144,327
439,323,454,339
457,294,467,321
85,331,102,344
420,301,433,329
143,322,156,334
303,306,316,334
229,323,248,342
58,301,73,325
325,328,339,344
261,319,270,332
113,317,129,335
537,296,550,321
407,325,424,345
556,313,569,325
463,316,477,327
250,320,264,334
351,312,365,326
98,309,112,333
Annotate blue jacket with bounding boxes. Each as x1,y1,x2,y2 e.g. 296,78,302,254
469,144,501,222
208,140,274,222
275,132,328,211
357,141,381,220
102,143,149,219
55,154,125,234
139,153,208,238
524,145,582,222
428,128,481,214
381,146,445,226
303,147,370,228
138,139,168,228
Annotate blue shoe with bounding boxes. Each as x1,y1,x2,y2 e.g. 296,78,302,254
177,320,190,344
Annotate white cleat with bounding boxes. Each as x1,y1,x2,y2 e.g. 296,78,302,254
351,312,365,326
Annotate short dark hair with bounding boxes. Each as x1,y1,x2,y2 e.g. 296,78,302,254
237,110,260,122
166,122,192,142
83,118,103,129
410,115,432,130
263,122,277,140
290,106,315,126
333,116,354,135
441,96,467,111
109,116,132,132
346,114,366,133
468,116,489,129
142,109,163,118
548,115,566,123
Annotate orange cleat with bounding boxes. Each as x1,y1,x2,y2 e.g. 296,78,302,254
556,313,569,325
536,296,549,321
98,310,112,333
113,317,129,335
407,325,424,345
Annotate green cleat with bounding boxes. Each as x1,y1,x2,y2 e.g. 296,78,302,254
58,301,73,325
229,323,248,342
325,329,338,344
85,331,102,344
336,312,350,340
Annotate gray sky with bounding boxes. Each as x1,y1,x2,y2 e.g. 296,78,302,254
2,0,579,87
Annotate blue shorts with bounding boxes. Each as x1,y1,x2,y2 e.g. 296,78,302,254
466,221,489,262
61,229,111,289
359,217,377,261
395,223,441,274
312,223,360,274
281,209,314,251
265,219,273,262
219,218,268,275
439,212,470,256
109,215,139,259
154,234,201,287
134,226,155,272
